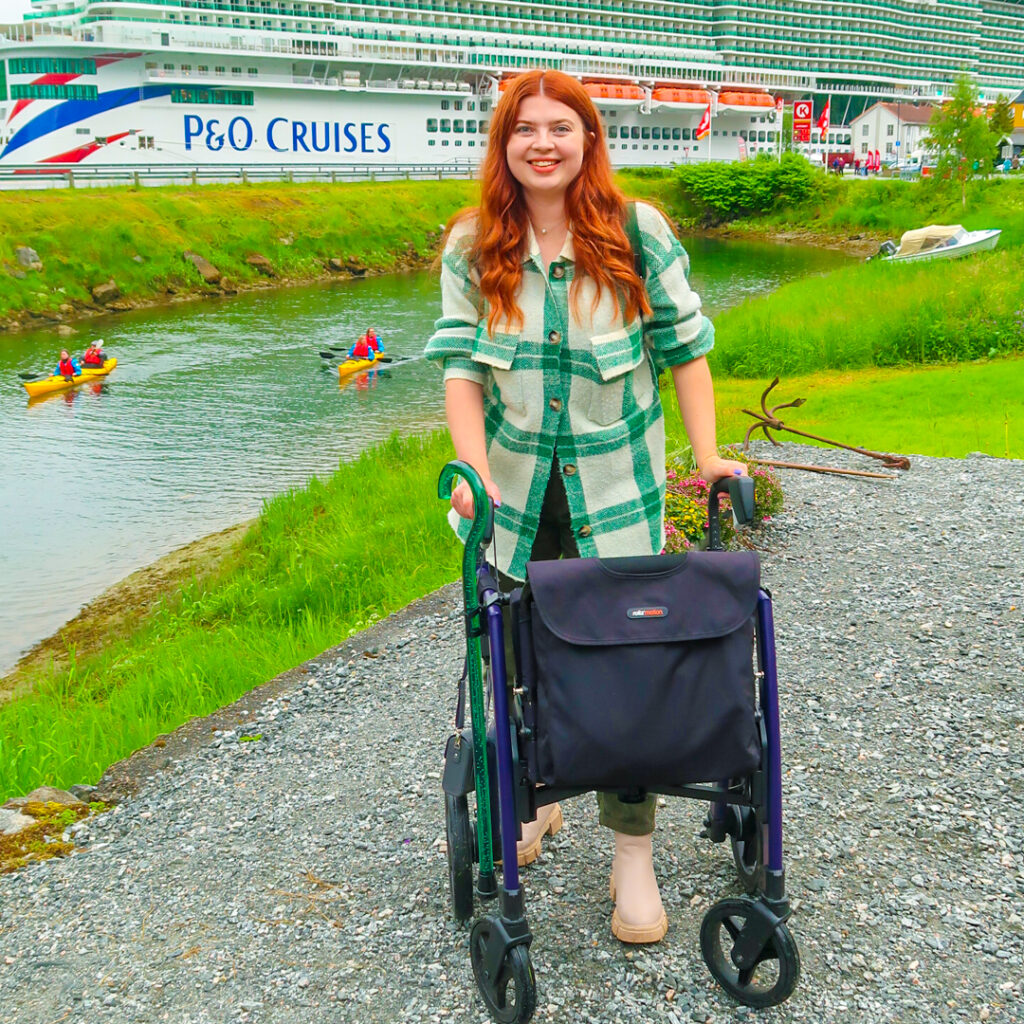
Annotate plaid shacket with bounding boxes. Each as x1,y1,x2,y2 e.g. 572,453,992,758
424,201,714,581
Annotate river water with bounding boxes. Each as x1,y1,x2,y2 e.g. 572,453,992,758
0,236,848,673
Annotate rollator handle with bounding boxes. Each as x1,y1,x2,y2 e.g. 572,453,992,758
437,459,495,546
707,475,756,551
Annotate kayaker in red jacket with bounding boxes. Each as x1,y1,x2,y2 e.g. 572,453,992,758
55,350,81,379
82,340,106,367
347,334,375,361
366,328,384,355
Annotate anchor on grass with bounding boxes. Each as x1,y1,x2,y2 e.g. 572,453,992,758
741,377,911,479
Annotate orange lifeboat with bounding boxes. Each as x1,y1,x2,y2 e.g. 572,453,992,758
584,82,644,100
651,87,712,106
718,91,775,108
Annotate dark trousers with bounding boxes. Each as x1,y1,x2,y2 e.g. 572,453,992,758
497,460,657,836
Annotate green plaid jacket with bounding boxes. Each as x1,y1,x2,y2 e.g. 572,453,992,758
425,202,714,581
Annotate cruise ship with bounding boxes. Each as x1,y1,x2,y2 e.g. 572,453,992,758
0,0,1021,174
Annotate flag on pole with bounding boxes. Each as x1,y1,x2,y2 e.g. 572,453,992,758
816,97,831,138
695,103,711,140
874,148,881,169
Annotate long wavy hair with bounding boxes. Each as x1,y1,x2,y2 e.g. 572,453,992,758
445,70,650,336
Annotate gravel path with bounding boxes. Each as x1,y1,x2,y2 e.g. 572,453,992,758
2,443,1022,1024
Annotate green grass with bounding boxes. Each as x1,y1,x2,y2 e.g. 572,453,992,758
707,247,1024,377
671,357,1024,461
0,431,461,801
0,179,479,318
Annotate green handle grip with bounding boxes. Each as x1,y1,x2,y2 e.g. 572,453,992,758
437,459,493,551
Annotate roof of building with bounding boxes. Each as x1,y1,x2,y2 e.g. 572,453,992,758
851,101,936,125
1014,90,1024,104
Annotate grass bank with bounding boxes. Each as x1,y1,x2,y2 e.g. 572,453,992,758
0,179,478,330
3,355,1021,803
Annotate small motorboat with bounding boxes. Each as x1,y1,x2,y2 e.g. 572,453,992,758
871,224,1001,263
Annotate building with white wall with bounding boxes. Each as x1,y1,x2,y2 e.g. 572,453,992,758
849,101,935,164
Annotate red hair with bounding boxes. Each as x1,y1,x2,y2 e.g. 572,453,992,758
446,69,649,336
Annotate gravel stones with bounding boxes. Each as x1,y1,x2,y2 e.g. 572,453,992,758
0,445,1022,1024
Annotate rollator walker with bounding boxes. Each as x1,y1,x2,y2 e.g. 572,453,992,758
438,460,800,1023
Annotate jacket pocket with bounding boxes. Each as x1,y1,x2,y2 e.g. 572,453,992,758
473,325,526,416
588,321,646,425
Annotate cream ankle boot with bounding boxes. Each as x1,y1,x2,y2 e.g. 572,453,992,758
515,802,563,866
609,831,668,943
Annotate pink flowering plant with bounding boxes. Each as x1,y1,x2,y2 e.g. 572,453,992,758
664,447,784,553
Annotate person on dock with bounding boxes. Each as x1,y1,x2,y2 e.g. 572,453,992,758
82,340,106,367
425,68,745,947
346,333,376,363
55,350,81,379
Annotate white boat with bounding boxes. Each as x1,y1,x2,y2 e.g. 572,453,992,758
876,225,1002,263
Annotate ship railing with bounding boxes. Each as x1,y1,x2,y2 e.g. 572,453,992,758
0,161,480,191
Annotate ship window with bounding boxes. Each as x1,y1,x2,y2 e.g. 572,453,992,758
740,130,748,140
442,139,449,146
758,131,766,142
171,88,254,106
12,84,99,101
608,125,618,139
453,119,464,132
165,64,175,71
454,100,463,110
181,65,192,74
76,127,91,135
767,131,775,142
429,139,436,145
479,120,488,133
249,68,259,77
671,127,681,140
681,128,691,140
467,101,475,111
9,57,97,76
215,66,225,74
440,118,451,132
198,66,209,74
641,127,650,139
480,100,489,112
466,120,477,132
426,118,438,132
651,127,661,139
441,100,450,110
455,140,462,146
630,126,640,139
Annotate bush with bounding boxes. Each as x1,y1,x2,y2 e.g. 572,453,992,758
674,154,827,225
664,450,784,552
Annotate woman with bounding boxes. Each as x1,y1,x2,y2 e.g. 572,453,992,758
424,70,746,944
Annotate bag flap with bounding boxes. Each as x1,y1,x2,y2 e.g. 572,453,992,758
525,552,759,645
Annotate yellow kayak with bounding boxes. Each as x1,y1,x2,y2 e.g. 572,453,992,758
337,356,377,381
23,358,117,398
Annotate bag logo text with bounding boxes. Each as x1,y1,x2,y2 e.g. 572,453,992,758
627,606,668,618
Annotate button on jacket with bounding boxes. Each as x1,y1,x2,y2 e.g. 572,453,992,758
425,201,714,582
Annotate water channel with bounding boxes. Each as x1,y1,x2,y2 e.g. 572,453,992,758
0,235,849,673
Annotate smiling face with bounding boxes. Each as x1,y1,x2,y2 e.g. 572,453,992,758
505,93,588,204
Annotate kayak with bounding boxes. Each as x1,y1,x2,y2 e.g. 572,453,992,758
23,358,117,398
337,356,378,381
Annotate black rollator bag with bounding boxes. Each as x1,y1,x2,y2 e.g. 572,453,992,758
515,551,762,789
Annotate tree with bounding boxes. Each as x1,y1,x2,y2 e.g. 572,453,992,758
989,94,1015,150
924,73,999,207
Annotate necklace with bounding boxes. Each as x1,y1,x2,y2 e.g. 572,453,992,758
534,218,565,236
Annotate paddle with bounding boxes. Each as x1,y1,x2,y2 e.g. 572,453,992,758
18,370,51,381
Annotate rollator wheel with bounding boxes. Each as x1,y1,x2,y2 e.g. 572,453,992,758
470,920,536,1024
445,793,474,922
730,807,764,894
700,898,800,1008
